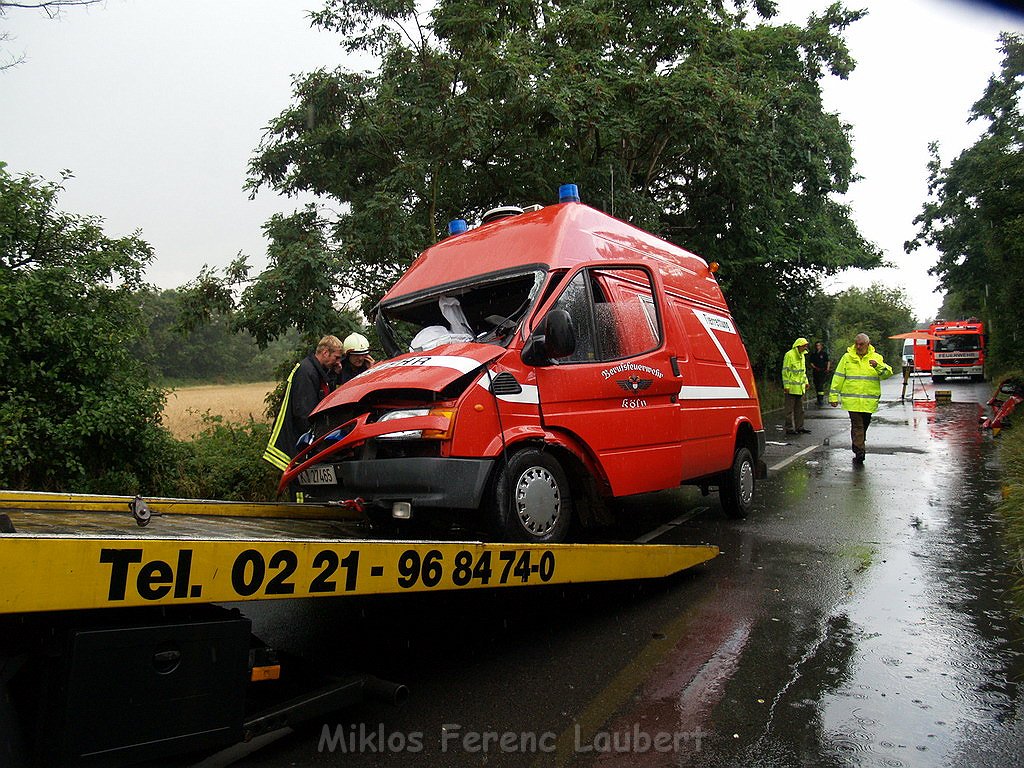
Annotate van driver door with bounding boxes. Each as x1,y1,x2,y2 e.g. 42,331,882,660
530,265,683,496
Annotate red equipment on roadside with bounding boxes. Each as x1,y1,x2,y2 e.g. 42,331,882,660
981,376,1024,434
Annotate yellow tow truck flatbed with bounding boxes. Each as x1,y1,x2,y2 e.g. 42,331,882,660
0,489,718,767
0,490,717,615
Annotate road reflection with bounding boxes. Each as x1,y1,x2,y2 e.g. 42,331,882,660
577,383,1024,768
817,398,1021,766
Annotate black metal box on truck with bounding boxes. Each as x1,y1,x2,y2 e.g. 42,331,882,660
28,606,250,766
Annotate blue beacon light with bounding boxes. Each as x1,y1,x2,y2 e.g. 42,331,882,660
558,184,580,203
447,219,468,236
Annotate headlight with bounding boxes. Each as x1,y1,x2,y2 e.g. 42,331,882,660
377,408,429,439
376,407,455,440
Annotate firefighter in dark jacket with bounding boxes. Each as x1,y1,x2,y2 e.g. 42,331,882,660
808,341,832,406
263,335,343,470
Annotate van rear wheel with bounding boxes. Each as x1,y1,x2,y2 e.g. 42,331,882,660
490,448,572,543
719,446,755,519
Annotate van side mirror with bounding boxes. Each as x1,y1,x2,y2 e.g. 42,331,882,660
522,309,576,366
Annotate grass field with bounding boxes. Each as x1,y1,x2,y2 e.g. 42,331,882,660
162,382,275,439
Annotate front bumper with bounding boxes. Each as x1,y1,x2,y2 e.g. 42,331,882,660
934,364,983,376
296,457,495,509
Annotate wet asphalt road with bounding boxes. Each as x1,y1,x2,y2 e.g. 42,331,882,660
211,375,1024,768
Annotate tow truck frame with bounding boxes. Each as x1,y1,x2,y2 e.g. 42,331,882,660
0,490,718,767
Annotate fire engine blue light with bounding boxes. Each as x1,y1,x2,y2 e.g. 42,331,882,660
559,184,580,203
447,219,468,235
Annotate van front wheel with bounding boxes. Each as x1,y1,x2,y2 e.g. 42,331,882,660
490,448,572,543
719,446,755,519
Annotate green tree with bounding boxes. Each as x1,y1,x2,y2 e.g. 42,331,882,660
237,0,881,371
175,207,363,353
908,33,1024,372
828,283,914,364
136,287,300,384
0,163,171,492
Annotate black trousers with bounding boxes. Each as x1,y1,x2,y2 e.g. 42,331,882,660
849,411,872,454
812,370,829,403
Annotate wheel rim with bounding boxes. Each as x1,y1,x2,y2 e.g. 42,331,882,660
514,466,560,535
739,459,754,505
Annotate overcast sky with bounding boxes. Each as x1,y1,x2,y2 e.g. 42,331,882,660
1,0,1022,322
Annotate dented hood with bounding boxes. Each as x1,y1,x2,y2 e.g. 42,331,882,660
312,342,506,414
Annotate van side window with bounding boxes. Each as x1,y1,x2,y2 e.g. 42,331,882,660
551,267,661,363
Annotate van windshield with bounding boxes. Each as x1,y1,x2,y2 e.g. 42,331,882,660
375,269,546,356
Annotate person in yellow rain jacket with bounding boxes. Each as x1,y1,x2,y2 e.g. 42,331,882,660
781,337,810,435
829,333,894,464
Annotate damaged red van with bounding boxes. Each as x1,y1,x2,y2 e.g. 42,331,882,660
280,185,766,543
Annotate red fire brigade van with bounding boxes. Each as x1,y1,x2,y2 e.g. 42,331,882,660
903,338,932,374
280,186,766,542
929,319,986,382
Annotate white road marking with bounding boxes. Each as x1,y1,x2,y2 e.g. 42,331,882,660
634,440,825,542
770,443,820,472
634,507,710,543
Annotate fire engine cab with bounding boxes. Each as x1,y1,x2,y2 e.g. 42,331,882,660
929,319,986,382
281,185,766,543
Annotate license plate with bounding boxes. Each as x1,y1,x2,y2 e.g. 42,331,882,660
298,465,337,485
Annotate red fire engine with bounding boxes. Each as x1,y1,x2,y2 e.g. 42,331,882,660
928,319,986,382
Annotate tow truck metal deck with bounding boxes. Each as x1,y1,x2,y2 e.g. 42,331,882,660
0,489,718,766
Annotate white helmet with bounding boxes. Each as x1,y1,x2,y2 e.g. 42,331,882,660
342,332,370,355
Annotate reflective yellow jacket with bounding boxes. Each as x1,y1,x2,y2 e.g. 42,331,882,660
829,344,893,413
781,341,809,395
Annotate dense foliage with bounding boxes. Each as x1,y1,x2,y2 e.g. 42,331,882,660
900,35,1024,618
165,415,279,501
0,163,173,491
0,165,283,499
991,372,1024,618
230,0,881,371
137,288,299,384
826,284,914,364
175,207,364,355
908,33,1024,372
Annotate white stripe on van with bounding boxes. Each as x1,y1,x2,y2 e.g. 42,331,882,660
693,309,736,335
372,354,483,375
475,379,541,404
678,309,751,400
373,354,541,403
678,384,750,399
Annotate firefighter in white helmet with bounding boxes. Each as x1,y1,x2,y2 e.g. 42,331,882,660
338,332,375,384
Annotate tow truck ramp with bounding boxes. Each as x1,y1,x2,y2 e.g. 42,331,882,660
0,490,718,766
